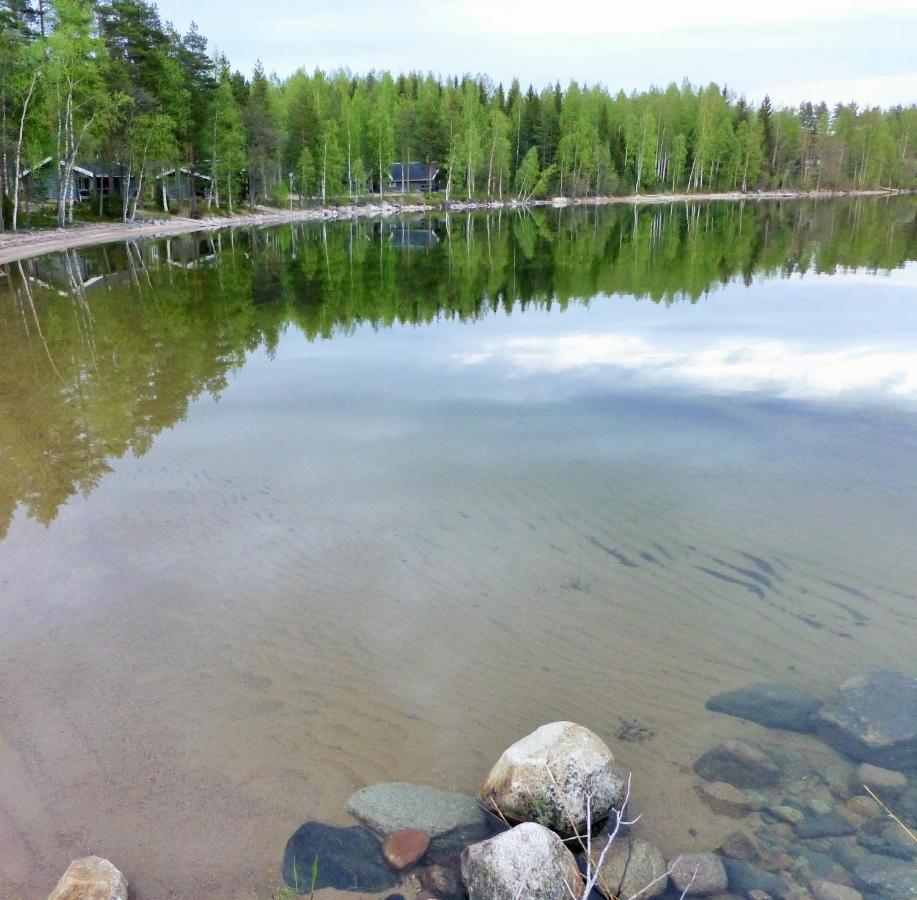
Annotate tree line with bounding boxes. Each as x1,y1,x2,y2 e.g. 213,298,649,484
2,0,916,231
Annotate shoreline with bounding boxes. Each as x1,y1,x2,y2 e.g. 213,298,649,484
0,188,908,266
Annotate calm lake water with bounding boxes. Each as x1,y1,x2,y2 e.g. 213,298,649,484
1,198,916,899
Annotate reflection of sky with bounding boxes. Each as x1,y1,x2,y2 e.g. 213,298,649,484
271,261,917,412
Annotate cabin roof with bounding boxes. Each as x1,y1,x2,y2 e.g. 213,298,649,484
156,167,212,181
388,162,439,182
21,157,95,178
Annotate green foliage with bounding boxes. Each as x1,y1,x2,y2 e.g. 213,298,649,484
1,5,916,231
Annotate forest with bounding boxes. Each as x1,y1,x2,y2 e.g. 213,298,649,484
1,0,916,232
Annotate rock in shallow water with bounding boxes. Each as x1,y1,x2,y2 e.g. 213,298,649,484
383,829,431,870
282,821,398,893
668,852,728,896
698,781,753,817
346,782,487,851
694,739,781,789
855,762,909,800
588,836,668,899
480,722,625,836
852,855,917,897
722,858,787,897
706,683,822,732
810,880,863,900
815,671,917,771
47,856,127,900
794,812,855,839
460,822,584,900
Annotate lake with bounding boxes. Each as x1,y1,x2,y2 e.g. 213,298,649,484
1,197,916,899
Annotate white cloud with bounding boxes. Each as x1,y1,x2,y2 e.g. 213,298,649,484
456,334,917,407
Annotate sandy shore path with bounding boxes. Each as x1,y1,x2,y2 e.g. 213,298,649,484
0,189,905,266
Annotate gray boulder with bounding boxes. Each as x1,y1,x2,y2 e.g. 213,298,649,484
668,852,728,896
346,782,487,851
589,836,668,899
706,683,822,732
480,722,625,836
694,740,781,789
815,671,917,771
460,822,584,900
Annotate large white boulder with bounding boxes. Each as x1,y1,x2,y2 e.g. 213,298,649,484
47,856,128,900
480,722,626,836
461,822,584,900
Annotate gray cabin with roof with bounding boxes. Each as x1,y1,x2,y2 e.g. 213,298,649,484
377,162,442,194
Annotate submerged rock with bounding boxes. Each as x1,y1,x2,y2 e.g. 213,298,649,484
706,683,822,732
810,881,863,900
668,852,728,896
694,739,781,789
420,863,465,899
855,762,908,800
46,857,127,900
815,671,917,771
346,782,487,851
794,812,855,839
282,821,398,893
698,781,754,817
589,836,668,899
722,858,787,897
460,822,584,900
383,829,430,870
480,722,625,836
852,855,917,897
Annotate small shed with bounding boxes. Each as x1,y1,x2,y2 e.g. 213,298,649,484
382,162,441,194
155,167,212,206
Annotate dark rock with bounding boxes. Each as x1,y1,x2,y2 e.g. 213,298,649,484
282,821,398,893
852,855,917,897
695,740,781,789
722,859,786,897
795,813,855,839
706,683,822,732
815,671,917,771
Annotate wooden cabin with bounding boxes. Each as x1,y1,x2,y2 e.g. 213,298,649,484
21,158,139,204
377,162,442,194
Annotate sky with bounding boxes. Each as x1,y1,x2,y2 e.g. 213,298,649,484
150,0,917,108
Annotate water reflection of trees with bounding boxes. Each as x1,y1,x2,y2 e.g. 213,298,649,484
1,197,915,535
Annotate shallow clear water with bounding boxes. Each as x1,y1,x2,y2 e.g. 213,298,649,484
1,198,916,898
